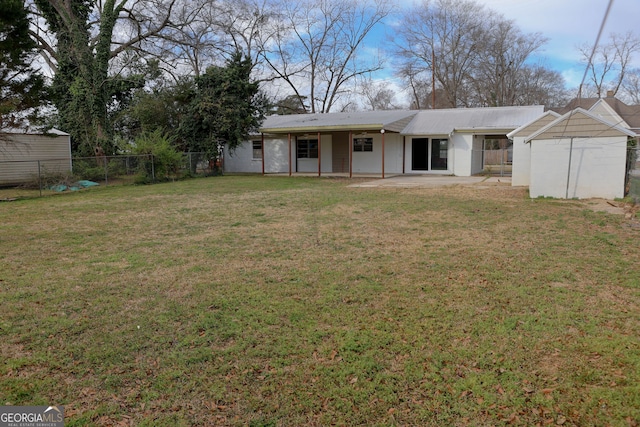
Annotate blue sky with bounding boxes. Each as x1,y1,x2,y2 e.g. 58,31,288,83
476,0,639,88
372,0,639,97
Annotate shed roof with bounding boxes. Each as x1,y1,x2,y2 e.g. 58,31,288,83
525,108,638,142
507,111,561,139
1,127,70,136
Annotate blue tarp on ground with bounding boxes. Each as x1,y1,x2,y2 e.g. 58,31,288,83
50,180,100,192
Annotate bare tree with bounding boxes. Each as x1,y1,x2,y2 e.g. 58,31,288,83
394,0,558,108
260,0,392,113
471,17,547,106
621,68,640,104
396,62,450,109
359,77,398,110
394,0,489,108
514,64,569,107
579,31,640,98
157,0,277,78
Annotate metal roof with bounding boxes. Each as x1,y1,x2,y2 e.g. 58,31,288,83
401,106,545,135
259,106,546,136
260,110,418,133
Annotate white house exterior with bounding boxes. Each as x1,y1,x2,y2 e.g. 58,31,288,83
224,99,640,200
224,106,545,177
509,111,560,187
0,129,72,186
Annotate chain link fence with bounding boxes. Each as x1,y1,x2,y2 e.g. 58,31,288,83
0,152,215,199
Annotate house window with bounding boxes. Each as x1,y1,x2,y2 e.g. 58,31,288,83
252,140,262,159
297,138,318,158
353,137,373,152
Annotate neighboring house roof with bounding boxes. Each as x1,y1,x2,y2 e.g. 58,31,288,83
402,105,545,136
524,108,638,143
260,110,418,134
260,105,545,136
551,96,640,131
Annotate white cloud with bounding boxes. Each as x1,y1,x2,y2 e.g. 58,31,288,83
384,0,639,92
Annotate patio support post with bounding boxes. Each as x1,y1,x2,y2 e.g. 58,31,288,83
261,133,265,175
288,133,292,176
349,131,353,178
381,129,385,179
317,131,321,177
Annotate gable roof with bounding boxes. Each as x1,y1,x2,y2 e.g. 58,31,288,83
588,99,630,128
525,108,638,143
260,110,418,134
551,96,640,130
507,111,561,139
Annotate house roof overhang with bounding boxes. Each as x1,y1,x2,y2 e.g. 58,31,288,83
452,127,515,134
260,123,389,134
259,111,418,135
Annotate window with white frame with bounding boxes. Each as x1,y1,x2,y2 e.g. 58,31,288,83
252,140,262,159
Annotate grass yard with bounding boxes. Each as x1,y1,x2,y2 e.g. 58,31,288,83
1,175,639,426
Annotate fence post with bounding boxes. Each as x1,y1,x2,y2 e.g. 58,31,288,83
38,160,42,197
151,154,155,181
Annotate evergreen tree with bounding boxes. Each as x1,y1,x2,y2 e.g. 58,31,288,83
179,52,267,160
0,0,46,135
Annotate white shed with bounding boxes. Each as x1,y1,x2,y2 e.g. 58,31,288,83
0,129,72,186
524,108,636,199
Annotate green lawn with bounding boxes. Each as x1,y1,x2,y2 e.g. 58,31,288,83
1,176,638,426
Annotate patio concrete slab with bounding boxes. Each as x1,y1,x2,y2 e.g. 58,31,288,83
348,175,512,188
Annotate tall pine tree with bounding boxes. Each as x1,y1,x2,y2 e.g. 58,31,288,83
0,0,46,135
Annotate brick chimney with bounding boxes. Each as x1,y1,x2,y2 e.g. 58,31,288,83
606,90,615,98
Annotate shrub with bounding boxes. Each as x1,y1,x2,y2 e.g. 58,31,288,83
132,130,183,181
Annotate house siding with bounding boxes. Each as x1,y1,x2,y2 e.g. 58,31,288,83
0,132,72,185
511,114,560,186
530,136,627,199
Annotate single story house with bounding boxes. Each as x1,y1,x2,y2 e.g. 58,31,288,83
509,96,640,199
0,128,72,186
224,96,639,200
223,106,545,177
